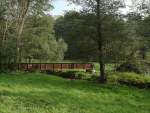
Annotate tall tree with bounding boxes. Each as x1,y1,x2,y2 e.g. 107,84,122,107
0,0,54,66
22,15,67,62
3,0,53,63
96,0,105,82
68,0,124,83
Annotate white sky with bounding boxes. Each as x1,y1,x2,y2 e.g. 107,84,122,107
51,0,81,16
120,0,132,14
51,0,133,16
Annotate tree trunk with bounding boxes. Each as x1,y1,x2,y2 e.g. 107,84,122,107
96,0,106,83
16,0,30,63
16,18,25,63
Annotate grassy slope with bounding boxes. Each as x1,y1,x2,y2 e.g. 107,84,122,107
0,73,150,113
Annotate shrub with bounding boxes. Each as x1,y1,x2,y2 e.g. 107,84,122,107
55,71,91,80
107,72,150,88
58,71,76,79
75,71,89,79
116,63,141,73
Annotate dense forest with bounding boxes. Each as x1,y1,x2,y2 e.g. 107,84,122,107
0,0,67,64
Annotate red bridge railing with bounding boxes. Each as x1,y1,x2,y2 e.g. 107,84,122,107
8,63,93,72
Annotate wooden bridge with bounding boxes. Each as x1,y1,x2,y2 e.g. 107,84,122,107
5,63,93,72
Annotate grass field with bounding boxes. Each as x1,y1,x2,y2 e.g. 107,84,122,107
0,72,150,113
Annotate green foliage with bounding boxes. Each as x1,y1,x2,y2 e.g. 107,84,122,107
0,37,17,64
0,0,67,65
93,63,115,72
107,72,150,88
53,71,91,80
54,11,97,60
116,60,150,75
0,14,67,64
116,63,141,74
55,11,127,62
21,15,67,62
0,73,150,113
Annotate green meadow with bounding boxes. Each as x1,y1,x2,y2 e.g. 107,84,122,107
0,72,149,113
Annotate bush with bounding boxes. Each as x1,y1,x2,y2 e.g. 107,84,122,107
116,63,141,73
75,71,89,79
55,71,91,80
107,72,150,88
58,71,76,79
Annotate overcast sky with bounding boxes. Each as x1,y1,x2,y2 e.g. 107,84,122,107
51,0,81,15
51,0,132,16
